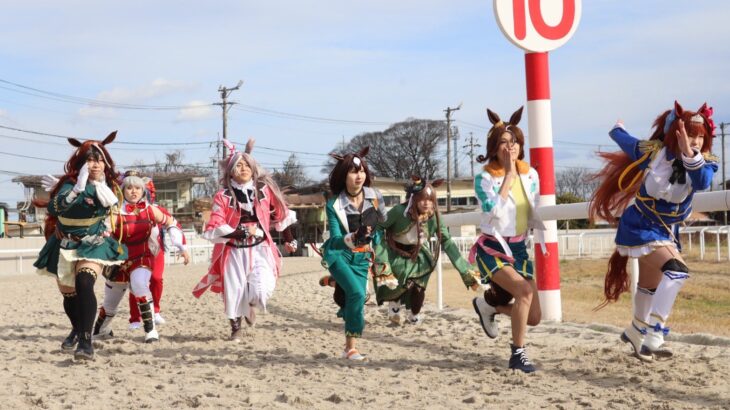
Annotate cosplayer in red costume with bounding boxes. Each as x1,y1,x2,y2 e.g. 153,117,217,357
127,179,183,329
94,171,190,343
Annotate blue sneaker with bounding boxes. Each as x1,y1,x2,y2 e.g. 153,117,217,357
508,345,536,373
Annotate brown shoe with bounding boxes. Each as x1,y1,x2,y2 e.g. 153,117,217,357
229,318,242,341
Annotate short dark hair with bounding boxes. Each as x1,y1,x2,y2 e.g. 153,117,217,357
328,154,373,195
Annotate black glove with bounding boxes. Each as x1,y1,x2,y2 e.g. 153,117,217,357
360,207,381,229
223,229,248,240
353,225,372,246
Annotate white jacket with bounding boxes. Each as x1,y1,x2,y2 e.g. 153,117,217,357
474,166,546,256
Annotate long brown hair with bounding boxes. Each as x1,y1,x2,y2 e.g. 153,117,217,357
35,131,120,239
387,177,444,265
590,101,715,304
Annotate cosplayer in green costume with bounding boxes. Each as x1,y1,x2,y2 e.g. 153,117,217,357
34,132,127,361
373,177,481,325
321,147,385,361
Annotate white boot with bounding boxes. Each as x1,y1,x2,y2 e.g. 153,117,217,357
643,317,673,358
620,319,652,362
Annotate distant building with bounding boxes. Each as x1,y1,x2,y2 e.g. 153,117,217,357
12,172,207,233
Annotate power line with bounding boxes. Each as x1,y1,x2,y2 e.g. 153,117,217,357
0,79,211,111
0,123,212,146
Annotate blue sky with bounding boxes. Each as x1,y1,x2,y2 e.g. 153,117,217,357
1,1,730,209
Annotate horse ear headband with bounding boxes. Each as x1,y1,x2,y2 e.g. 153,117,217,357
223,138,255,169
663,101,715,137
404,176,444,216
329,146,369,167
67,130,117,168
486,106,523,139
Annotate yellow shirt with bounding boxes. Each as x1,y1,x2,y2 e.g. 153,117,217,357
511,177,529,235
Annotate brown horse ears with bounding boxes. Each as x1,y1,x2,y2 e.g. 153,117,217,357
431,178,445,188
101,131,117,145
508,106,524,126
245,138,255,154
67,138,83,147
358,146,369,157
674,100,684,117
329,152,344,161
486,109,501,125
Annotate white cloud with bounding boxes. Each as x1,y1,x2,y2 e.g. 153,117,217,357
176,100,215,121
96,78,194,103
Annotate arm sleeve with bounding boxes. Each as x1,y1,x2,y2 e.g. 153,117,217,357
201,193,236,244
48,182,84,216
683,152,717,191
474,173,509,230
608,126,642,161
325,201,354,250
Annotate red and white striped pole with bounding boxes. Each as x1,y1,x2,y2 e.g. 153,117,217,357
525,52,561,321
493,0,582,321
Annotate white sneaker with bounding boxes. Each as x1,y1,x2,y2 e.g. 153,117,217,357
129,321,142,330
388,301,402,324
473,297,499,339
144,328,159,343
154,313,166,325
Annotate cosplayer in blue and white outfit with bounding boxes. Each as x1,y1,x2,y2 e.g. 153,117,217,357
590,101,718,361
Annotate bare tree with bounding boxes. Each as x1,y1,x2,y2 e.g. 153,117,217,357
322,118,447,179
555,167,598,201
272,153,311,189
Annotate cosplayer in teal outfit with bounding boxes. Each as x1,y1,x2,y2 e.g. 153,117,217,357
34,132,127,361
372,177,481,325
321,147,385,361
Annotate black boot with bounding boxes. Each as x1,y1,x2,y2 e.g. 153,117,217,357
61,329,79,351
74,332,94,361
508,344,536,373
93,307,115,338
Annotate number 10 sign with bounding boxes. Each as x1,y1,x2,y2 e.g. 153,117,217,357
494,0,582,52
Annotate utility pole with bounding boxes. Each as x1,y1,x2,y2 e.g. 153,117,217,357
463,132,482,177
213,80,243,159
444,103,461,213
721,122,727,225
452,126,460,178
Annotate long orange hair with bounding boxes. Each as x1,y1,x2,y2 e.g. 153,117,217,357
590,101,715,304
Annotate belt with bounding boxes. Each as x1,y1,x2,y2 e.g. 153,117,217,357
226,237,265,248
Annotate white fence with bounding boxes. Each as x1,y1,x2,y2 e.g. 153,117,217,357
2,225,730,275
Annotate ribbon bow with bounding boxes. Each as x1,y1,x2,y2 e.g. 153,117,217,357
699,105,716,136
125,201,146,213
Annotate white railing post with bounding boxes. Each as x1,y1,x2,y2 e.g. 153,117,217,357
436,250,443,311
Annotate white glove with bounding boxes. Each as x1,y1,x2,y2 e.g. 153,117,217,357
73,164,89,193
41,174,59,192
91,180,118,207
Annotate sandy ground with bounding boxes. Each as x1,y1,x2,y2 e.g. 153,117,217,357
2,257,729,409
